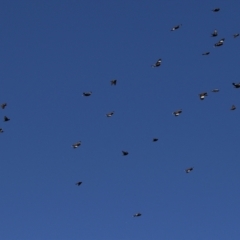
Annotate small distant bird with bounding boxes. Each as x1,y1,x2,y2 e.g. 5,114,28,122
202,52,210,55
4,116,10,122
152,59,162,68
232,82,240,88
83,92,92,96
212,89,219,92
1,103,7,109
72,141,81,149
110,79,117,85
133,213,142,217
212,8,220,12
171,24,182,31
231,105,236,110
173,109,182,116
199,92,208,100
0,128,3,133
153,138,158,142
185,167,193,173
214,38,225,47
122,151,129,156
211,29,218,37
233,33,239,38
106,111,114,117
75,181,82,186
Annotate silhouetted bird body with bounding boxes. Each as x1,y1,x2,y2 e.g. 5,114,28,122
212,8,220,12
0,128,3,133
171,24,182,31
72,141,81,149
75,182,82,186
185,167,193,173
106,111,114,117
199,92,208,100
214,38,224,47
202,52,210,55
83,92,92,96
231,105,236,110
133,213,142,217
1,103,7,109
211,29,218,37
111,80,117,85
173,109,182,116
4,116,10,122
152,59,162,68
153,138,158,142
232,83,240,88
212,89,219,92
234,33,239,38
122,151,129,156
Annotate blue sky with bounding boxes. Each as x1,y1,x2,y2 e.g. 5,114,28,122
1,0,240,239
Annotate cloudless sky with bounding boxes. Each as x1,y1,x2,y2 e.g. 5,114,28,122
1,0,240,239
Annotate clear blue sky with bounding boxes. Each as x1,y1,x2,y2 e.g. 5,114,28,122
1,1,240,239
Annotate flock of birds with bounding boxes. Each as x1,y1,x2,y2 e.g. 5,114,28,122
2,7,240,219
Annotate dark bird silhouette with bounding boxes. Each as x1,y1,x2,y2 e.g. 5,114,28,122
106,111,114,117
211,29,218,37
214,38,225,47
133,213,142,217
111,79,117,85
1,103,7,109
173,109,182,116
212,89,219,92
4,116,10,122
202,52,210,55
199,92,208,100
232,83,240,88
233,33,239,38
231,105,236,110
212,8,220,12
153,138,158,142
83,92,92,96
0,128,3,133
185,167,193,173
75,181,82,186
171,24,182,31
72,141,81,149
152,59,162,68
122,151,129,156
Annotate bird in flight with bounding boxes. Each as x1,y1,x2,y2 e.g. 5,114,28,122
202,52,210,55
106,111,114,117
0,128,3,133
152,59,162,68
72,141,81,149
173,109,182,116
232,83,240,88
233,33,239,38
153,138,158,142
211,29,218,37
75,181,82,186
4,116,10,122
110,79,117,85
171,24,182,31
230,105,236,110
133,213,142,217
212,89,219,92
185,167,194,173
83,92,92,97
122,151,129,156
214,38,225,47
199,92,208,100
212,8,220,12
1,103,7,109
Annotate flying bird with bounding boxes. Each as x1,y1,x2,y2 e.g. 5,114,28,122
231,105,236,110
173,109,182,116
199,92,208,100
75,181,82,186
83,92,92,96
212,89,219,92
212,8,220,12
153,138,158,142
232,83,240,88
211,29,218,37
1,103,7,109
202,52,210,55
0,128,3,133
72,141,81,149
152,59,162,68
185,167,193,173
214,38,225,47
133,213,142,217
171,24,182,31
110,79,117,85
122,151,129,156
4,116,10,122
233,33,239,38
106,111,114,117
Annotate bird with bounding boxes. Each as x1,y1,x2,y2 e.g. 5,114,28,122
232,83,240,88
185,167,193,173
173,109,182,116
212,8,220,12
153,138,158,142
4,116,10,122
110,79,117,85
152,59,162,68
231,105,236,110
72,141,81,149
211,29,218,37
75,181,82,186
106,111,114,117
171,24,182,31
122,151,129,156
1,103,7,109
214,38,225,47
0,128,3,133
83,92,92,96
133,213,142,217
202,52,210,55
212,89,219,92
199,92,208,100
233,33,239,38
